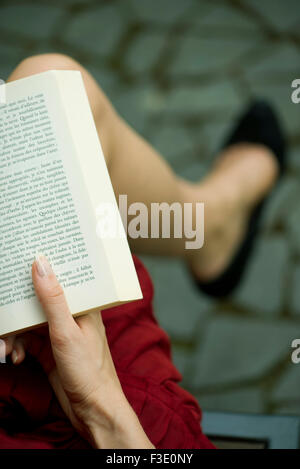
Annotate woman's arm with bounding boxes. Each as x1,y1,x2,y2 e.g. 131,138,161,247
3,255,153,449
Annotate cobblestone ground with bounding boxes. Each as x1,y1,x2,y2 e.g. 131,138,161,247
1,0,300,416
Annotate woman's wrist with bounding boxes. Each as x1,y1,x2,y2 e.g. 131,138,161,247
80,385,154,449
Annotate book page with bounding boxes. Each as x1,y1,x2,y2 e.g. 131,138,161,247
55,71,142,303
0,72,124,336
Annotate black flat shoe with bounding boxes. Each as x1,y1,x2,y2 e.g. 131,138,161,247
194,100,286,298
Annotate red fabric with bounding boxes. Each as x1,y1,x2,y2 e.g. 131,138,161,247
0,256,214,449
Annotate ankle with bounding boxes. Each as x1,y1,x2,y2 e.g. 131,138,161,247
182,179,230,263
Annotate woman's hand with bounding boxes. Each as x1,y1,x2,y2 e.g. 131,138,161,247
3,255,153,449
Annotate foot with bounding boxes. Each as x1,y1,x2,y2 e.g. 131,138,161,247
187,142,279,282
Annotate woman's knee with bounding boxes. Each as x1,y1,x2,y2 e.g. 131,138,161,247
8,52,112,121
8,53,115,161
8,53,81,82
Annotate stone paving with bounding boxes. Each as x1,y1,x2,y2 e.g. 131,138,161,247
0,0,300,416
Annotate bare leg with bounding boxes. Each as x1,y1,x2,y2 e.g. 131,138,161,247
7,54,278,281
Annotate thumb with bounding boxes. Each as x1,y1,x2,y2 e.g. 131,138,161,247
32,255,76,336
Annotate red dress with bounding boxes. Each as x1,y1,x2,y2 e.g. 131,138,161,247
0,256,214,449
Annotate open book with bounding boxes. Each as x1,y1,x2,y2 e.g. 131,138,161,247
0,70,142,337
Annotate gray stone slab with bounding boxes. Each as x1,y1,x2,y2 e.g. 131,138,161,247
291,266,300,316
129,0,199,24
84,64,119,99
0,43,24,80
263,177,299,230
272,362,300,403
52,0,92,3
138,255,159,281
171,346,192,377
288,146,300,173
0,4,64,39
112,84,161,134
144,257,212,342
165,81,241,116
234,236,289,316
177,160,209,183
275,402,300,416
197,387,264,414
244,43,300,82
287,205,300,257
64,3,125,56
200,119,237,156
169,35,258,76
192,316,297,388
243,0,300,32
193,4,261,34
125,31,167,74
151,126,195,167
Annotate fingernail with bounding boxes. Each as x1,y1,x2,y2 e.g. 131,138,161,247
35,254,53,277
11,349,18,364
0,340,6,364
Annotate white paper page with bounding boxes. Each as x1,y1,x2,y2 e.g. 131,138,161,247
0,72,120,336
55,70,142,303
